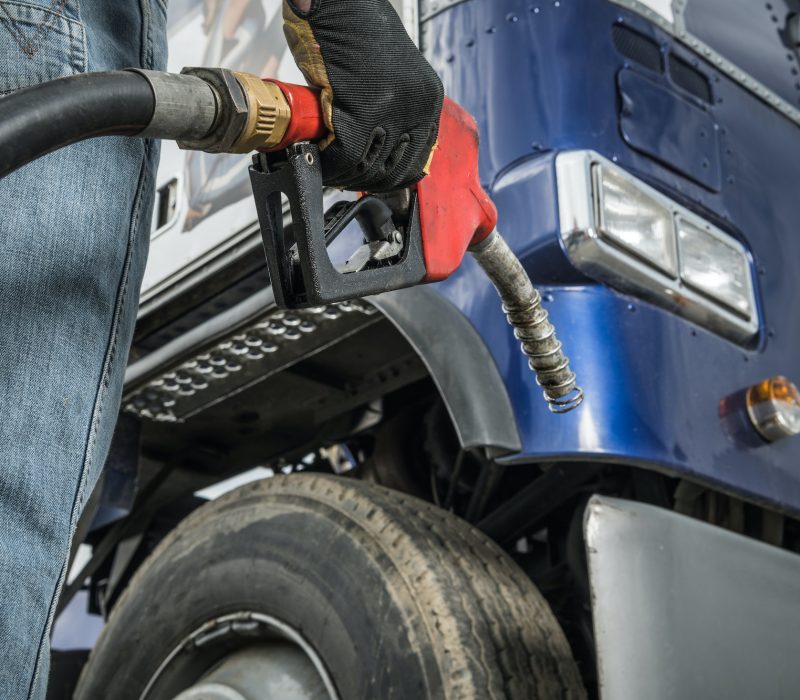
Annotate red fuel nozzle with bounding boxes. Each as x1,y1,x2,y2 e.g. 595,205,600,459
241,75,498,283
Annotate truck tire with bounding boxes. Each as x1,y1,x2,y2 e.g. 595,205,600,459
75,474,585,699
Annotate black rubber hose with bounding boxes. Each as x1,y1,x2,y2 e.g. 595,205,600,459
0,70,155,178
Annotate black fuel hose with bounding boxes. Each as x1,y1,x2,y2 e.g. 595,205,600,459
0,71,155,178
0,69,221,179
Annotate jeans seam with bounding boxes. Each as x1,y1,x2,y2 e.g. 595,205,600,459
0,0,68,58
25,139,153,700
141,0,153,70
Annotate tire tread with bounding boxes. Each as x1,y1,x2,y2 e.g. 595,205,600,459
77,474,585,700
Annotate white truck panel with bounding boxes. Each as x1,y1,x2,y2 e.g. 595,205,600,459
142,0,417,301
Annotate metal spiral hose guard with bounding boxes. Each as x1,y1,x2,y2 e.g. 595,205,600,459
469,230,584,413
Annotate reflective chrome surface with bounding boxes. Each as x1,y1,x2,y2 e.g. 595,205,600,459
586,496,800,699
172,645,332,700
143,611,338,700
556,149,759,344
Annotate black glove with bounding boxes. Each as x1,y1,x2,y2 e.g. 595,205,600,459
283,0,444,192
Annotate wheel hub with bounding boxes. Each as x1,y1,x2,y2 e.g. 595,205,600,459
139,612,338,700
173,643,329,700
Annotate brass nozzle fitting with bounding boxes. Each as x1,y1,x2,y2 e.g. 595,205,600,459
173,67,293,154
231,72,292,153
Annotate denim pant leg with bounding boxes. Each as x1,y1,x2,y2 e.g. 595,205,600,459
0,1,167,697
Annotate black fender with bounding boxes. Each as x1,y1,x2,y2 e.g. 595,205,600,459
370,286,521,456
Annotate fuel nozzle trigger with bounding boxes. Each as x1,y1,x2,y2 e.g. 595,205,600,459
249,142,426,309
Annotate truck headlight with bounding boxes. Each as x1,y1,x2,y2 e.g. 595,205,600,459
678,218,753,319
556,150,758,344
598,166,677,277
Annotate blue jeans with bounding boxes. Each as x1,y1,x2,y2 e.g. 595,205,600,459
0,1,167,697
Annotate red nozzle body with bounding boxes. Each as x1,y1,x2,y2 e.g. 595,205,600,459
415,98,498,282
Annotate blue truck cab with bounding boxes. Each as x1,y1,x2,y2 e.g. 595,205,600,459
55,2,800,698
427,0,800,506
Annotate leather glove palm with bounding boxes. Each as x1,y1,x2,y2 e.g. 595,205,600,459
283,0,444,192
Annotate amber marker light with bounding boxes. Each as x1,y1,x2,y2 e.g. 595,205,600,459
746,376,800,442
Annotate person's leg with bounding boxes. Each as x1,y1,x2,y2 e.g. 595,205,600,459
0,1,167,696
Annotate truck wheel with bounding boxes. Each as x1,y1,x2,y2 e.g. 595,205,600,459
75,474,585,699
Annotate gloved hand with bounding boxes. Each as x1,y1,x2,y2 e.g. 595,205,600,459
283,0,444,192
